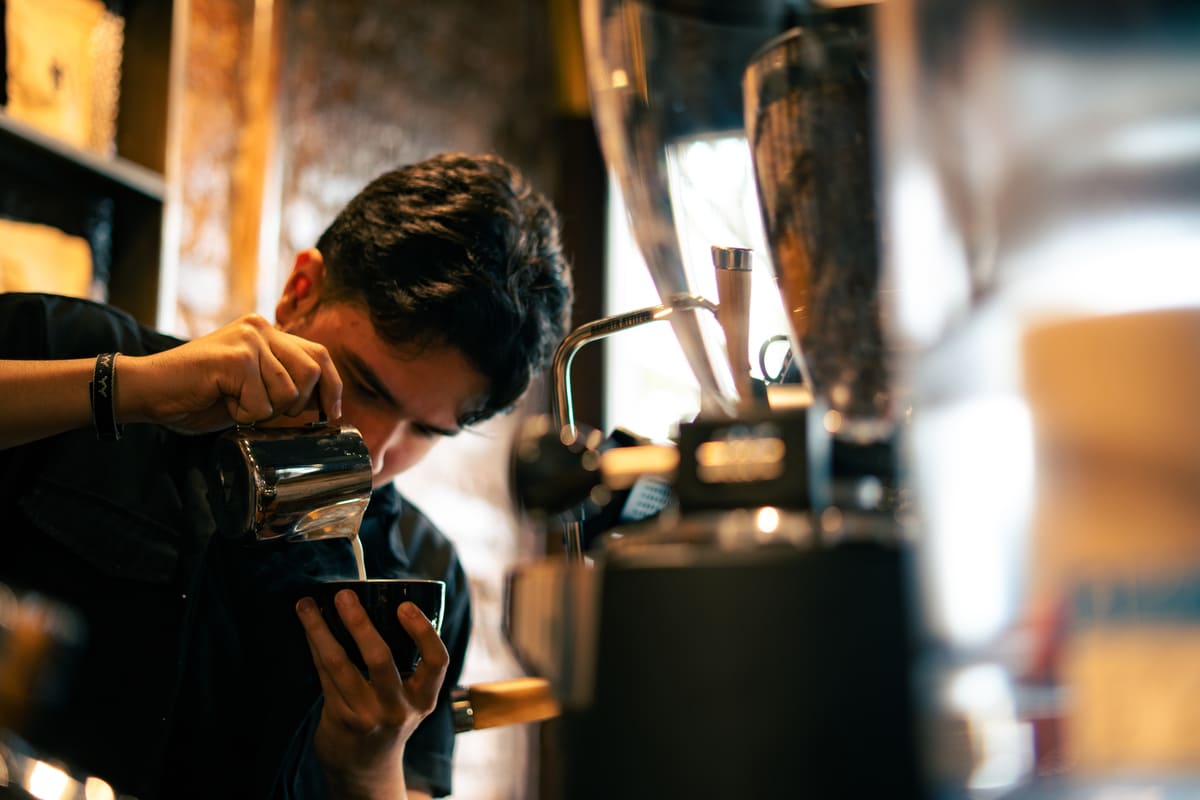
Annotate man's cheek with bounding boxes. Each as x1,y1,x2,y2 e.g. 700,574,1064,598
374,440,437,485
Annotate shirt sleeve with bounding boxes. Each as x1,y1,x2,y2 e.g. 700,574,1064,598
0,291,181,359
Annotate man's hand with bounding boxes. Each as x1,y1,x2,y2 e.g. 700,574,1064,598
295,591,450,800
120,313,343,432
0,314,342,449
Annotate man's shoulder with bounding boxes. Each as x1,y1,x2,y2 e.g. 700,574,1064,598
361,485,465,594
393,492,462,569
0,291,135,329
0,292,184,357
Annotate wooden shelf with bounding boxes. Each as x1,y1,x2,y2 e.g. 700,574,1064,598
0,112,165,202
0,0,178,328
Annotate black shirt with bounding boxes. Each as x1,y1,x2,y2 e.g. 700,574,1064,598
0,293,470,798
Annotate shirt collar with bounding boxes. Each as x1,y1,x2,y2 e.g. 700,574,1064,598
365,483,401,519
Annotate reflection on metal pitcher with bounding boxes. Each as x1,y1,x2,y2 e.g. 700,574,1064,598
209,422,373,543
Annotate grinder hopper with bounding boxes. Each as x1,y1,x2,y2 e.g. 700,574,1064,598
744,8,893,442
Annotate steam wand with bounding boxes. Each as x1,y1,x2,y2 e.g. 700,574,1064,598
549,293,717,559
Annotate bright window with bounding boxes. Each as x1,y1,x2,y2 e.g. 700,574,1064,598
603,134,792,440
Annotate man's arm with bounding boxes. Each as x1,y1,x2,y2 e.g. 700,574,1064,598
0,314,342,449
296,592,450,800
0,357,98,448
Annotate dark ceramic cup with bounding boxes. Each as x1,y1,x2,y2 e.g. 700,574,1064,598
308,579,445,675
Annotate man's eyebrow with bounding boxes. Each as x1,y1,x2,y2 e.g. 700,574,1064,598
343,351,398,408
342,350,462,437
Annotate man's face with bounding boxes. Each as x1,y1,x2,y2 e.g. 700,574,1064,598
281,299,489,487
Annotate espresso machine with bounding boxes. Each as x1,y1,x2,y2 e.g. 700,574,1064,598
505,1,922,796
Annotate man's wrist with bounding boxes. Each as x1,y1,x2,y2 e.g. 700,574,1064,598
112,354,152,425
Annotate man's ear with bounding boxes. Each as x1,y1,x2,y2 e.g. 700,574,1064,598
276,248,326,325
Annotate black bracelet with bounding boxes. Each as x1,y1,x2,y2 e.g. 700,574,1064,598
89,352,124,442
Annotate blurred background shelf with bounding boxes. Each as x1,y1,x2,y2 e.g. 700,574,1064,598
0,111,165,201
0,0,178,327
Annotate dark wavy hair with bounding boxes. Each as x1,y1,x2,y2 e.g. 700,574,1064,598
314,153,573,424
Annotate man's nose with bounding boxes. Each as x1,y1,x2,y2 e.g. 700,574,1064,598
362,423,407,474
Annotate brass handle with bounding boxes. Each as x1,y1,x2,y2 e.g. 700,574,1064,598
452,677,560,733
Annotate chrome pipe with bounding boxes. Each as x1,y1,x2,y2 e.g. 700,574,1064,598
551,294,718,438
549,294,716,561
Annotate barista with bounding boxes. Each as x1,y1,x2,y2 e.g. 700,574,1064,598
0,153,573,800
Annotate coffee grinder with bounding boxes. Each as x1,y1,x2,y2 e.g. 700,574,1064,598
505,1,922,797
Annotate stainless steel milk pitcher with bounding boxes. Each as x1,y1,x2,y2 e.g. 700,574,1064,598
209,421,373,543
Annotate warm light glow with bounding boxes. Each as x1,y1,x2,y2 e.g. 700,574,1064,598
755,506,780,534
611,68,628,89
26,760,71,800
588,485,612,506
829,383,851,409
84,777,116,800
819,506,843,536
765,383,812,411
823,409,843,434
695,437,785,483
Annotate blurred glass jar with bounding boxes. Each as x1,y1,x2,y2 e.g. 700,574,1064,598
876,1,1200,797
580,0,792,415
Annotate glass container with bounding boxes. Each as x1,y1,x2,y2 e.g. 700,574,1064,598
877,1,1200,796
744,7,891,442
580,0,790,415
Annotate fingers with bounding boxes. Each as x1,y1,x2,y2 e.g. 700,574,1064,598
257,347,305,418
333,590,404,698
397,601,449,713
224,371,274,425
245,318,323,420
296,591,447,737
216,315,338,425
262,334,341,420
126,313,343,432
316,351,343,421
297,591,409,710
295,596,370,716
